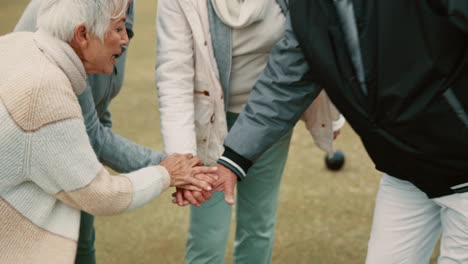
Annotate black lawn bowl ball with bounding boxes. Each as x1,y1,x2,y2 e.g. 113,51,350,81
325,150,345,171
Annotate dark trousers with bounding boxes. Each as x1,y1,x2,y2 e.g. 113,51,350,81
75,211,96,264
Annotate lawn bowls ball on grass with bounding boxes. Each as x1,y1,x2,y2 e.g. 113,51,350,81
325,150,345,171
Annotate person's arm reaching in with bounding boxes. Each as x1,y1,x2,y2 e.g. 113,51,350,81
30,117,217,216
78,85,166,173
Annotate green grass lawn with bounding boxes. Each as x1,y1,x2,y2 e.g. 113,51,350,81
0,1,439,263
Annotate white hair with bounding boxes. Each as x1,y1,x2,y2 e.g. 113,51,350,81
37,0,128,42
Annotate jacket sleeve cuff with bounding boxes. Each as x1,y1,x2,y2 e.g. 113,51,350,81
332,114,346,131
217,146,253,181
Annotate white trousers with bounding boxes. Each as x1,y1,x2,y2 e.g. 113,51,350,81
365,174,468,264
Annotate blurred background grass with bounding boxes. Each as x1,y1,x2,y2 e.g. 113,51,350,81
1,1,438,263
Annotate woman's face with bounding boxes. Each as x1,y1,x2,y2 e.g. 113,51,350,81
81,15,129,75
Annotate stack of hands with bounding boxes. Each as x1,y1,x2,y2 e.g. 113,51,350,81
160,154,237,207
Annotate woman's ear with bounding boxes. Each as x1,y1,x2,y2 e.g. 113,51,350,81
71,23,89,49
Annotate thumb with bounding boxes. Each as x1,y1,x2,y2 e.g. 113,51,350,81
224,176,236,205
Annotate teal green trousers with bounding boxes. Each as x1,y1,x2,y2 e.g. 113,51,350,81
75,212,96,264
185,112,292,264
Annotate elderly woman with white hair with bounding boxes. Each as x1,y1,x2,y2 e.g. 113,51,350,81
0,0,217,263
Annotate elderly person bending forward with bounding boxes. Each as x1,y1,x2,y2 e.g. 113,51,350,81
0,0,216,263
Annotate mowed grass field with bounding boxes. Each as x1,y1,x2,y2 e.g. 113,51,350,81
1,1,439,263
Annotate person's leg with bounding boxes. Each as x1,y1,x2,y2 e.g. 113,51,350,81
75,211,96,264
185,112,242,264
433,192,468,264
365,174,442,264
185,192,232,264
233,130,292,264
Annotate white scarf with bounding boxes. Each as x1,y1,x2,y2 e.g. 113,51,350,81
33,29,87,96
211,0,269,29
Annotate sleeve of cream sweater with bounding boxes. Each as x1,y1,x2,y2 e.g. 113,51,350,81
29,117,171,216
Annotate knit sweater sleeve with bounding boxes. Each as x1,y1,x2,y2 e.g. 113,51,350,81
29,117,171,216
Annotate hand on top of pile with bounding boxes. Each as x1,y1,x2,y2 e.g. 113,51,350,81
160,153,218,192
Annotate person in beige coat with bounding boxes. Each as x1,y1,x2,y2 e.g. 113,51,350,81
0,0,216,263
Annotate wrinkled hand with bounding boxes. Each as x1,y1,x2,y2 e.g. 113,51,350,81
160,153,218,192
171,188,212,207
171,163,238,206
211,163,237,204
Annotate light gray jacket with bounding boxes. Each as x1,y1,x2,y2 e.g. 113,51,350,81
219,14,339,179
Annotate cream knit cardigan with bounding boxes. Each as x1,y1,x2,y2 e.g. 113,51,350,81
0,30,170,264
